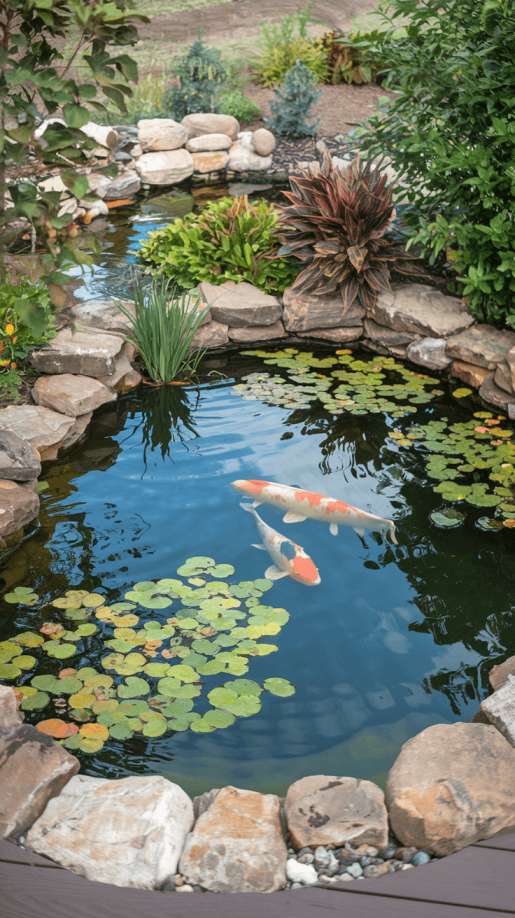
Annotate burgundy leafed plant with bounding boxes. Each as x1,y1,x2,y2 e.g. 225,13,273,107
278,152,426,309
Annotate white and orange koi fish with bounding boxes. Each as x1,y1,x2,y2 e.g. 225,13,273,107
240,503,321,586
233,479,397,544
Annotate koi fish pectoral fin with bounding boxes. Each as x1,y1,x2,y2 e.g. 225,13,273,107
282,512,307,524
329,523,338,536
252,500,262,509
265,565,289,581
252,543,266,551
353,527,365,538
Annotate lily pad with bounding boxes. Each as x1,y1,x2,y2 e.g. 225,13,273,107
429,508,466,529
263,677,295,697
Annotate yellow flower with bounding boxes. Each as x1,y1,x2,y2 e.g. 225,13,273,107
4,323,15,336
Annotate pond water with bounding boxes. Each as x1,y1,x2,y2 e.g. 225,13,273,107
1,188,514,798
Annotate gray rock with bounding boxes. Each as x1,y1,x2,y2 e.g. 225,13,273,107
135,149,194,186
138,118,188,152
283,286,365,331
296,326,362,343
32,374,116,418
191,320,229,350
446,324,515,369
31,328,125,378
0,405,75,457
200,281,281,328
481,676,515,746
0,686,23,732
286,858,318,885
103,171,141,200
285,775,389,849
346,862,363,878
297,851,314,864
0,725,79,839
363,863,390,878
494,360,513,394
364,318,418,349
411,851,431,866
490,656,515,692
193,787,221,820
369,284,474,338
407,337,451,370
186,133,232,153
182,113,239,140
0,429,41,481
70,298,135,336
27,774,193,889
479,375,514,413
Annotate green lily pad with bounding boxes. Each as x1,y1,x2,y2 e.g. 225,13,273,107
117,676,150,699
263,677,295,697
429,508,466,529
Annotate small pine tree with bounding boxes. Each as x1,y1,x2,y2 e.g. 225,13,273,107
165,39,227,120
266,60,320,138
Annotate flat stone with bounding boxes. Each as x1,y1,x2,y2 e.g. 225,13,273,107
186,133,232,153
33,375,115,417
446,324,515,369
70,298,135,336
364,339,408,359
451,360,491,389
228,320,285,343
81,122,119,150
253,128,276,156
0,686,23,732
98,346,142,392
31,328,124,378
27,774,193,889
479,376,514,413
364,318,418,349
407,337,451,370
103,171,141,201
138,118,188,152
283,287,364,331
191,320,229,349
369,285,474,337
86,173,111,199
0,429,41,481
135,149,194,186
494,361,513,394
191,151,229,174
0,405,75,454
0,725,79,839
296,326,362,343
179,786,287,893
490,656,515,692
386,722,515,855
285,775,388,849
199,281,281,327
228,140,272,173
182,113,239,140
481,677,515,746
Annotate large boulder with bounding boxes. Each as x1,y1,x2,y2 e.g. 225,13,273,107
199,281,281,327
31,328,125,378
138,118,188,152
186,133,232,153
0,429,41,481
103,171,141,201
386,722,515,855
490,655,515,692
0,479,39,540
253,128,276,156
451,360,490,389
33,374,116,417
369,285,474,338
228,140,272,173
285,775,388,849
0,725,79,839
191,320,229,350
228,321,285,344
0,405,75,455
98,345,142,393
364,318,419,349
446,324,515,369
71,298,135,336
182,113,239,140
0,686,23,732
479,375,514,412
179,786,287,893
481,677,515,746
135,149,193,186
191,151,229,174
283,287,364,332
407,337,451,371
27,774,193,889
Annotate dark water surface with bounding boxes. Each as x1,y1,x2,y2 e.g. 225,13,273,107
1,189,513,796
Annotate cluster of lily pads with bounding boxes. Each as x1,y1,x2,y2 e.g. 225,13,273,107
234,349,443,418
0,557,295,755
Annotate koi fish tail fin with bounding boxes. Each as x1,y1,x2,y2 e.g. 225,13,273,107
240,501,256,515
388,522,398,545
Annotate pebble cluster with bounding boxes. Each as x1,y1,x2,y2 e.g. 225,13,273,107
285,841,432,889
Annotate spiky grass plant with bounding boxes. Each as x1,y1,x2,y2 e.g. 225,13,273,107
117,277,207,385
278,152,426,309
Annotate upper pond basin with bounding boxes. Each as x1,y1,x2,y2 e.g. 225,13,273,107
1,189,514,798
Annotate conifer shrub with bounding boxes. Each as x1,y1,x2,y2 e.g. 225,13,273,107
165,39,227,120
267,62,320,138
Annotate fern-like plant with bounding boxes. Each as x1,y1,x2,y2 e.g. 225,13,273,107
278,152,426,309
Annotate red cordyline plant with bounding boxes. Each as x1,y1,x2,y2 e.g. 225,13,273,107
278,152,426,309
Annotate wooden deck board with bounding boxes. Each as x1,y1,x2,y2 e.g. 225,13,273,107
475,831,515,852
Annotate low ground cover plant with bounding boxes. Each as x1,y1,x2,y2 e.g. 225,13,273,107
139,195,296,295
359,0,515,327
216,90,261,124
267,61,320,138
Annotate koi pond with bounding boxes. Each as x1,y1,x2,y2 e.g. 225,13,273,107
1,188,514,797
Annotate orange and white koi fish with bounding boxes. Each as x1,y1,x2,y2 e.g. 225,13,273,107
233,479,397,543
240,503,321,586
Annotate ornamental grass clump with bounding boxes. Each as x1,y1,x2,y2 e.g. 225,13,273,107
278,152,425,308
117,277,207,385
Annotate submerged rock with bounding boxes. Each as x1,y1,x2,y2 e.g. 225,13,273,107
0,429,41,481
27,774,193,889
285,775,389,849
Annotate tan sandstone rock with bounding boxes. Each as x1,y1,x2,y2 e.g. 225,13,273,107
0,479,40,540
481,677,515,746
494,361,513,394
0,725,79,839
364,318,419,349
138,118,188,152
27,774,193,889
446,324,515,369
253,128,276,156
135,149,194,186
33,375,115,417
81,122,119,150
285,775,388,849
199,281,281,327
451,360,491,389
0,686,23,732
370,285,474,338
386,722,515,855
490,655,515,692
228,140,272,173
32,328,124,378
70,298,135,336
191,151,229,173
283,287,364,332
186,133,232,153
192,320,229,349
98,346,142,392
182,113,239,140
228,320,285,343
0,405,75,454
479,376,514,412
179,786,287,893
296,327,362,343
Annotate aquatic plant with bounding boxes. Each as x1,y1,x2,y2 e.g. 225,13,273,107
1,557,295,754
118,277,207,385
278,153,426,308
266,61,320,138
139,196,296,295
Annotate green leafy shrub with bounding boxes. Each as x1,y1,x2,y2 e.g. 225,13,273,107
322,30,383,85
267,62,320,138
118,278,207,384
0,281,56,370
253,7,329,86
97,73,167,125
216,90,261,124
139,196,296,295
359,0,515,327
165,38,227,120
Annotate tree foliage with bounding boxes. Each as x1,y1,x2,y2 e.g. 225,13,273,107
359,0,515,327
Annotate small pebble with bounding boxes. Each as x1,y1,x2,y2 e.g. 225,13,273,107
346,863,363,879
176,884,193,892
363,863,390,879
401,863,414,870
396,846,418,863
411,851,431,866
286,858,318,886
297,852,314,865
360,856,373,867
379,844,397,860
